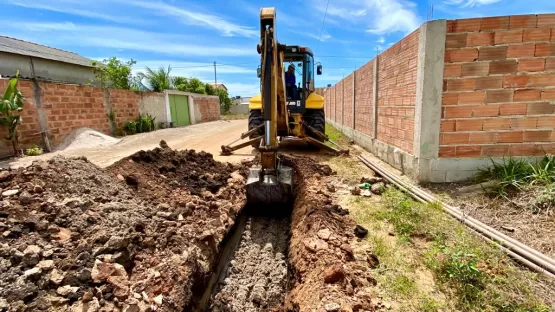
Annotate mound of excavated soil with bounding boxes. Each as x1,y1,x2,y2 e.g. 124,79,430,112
55,127,121,151
0,145,246,311
283,155,377,311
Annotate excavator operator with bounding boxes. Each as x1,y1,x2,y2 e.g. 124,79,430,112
285,64,298,101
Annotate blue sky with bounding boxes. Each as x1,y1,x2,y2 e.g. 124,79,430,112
1,0,554,97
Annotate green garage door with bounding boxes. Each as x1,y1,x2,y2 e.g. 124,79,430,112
169,94,191,126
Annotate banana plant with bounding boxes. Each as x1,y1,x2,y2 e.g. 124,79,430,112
0,71,24,155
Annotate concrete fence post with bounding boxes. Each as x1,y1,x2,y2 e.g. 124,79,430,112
352,70,356,130
371,58,379,139
413,19,447,181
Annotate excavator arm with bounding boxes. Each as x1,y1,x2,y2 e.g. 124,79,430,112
245,8,293,206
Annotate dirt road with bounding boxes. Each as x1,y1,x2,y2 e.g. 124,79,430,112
1,120,255,169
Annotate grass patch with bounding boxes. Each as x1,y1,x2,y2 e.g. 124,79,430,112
477,155,555,196
383,188,551,311
24,145,44,156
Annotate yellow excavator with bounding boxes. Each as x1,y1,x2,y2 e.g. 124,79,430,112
221,7,347,205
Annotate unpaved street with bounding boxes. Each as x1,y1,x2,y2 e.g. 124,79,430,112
1,120,255,169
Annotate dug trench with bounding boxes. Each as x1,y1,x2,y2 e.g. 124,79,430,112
0,143,376,312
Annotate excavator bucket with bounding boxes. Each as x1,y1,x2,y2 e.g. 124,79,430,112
245,166,293,208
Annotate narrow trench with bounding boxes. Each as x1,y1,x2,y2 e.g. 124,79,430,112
194,204,294,312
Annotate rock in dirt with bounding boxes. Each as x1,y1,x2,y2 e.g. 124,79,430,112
2,189,18,197
125,174,139,186
324,302,341,311
371,182,385,195
350,186,361,196
361,176,384,184
159,140,169,149
367,252,380,269
318,228,332,240
354,225,368,238
331,204,349,216
324,265,345,283
19,191,33,205
0,171,11,182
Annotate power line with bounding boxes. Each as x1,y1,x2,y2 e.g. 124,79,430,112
316,0,331,52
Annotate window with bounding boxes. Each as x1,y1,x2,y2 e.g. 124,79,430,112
304,55,314,92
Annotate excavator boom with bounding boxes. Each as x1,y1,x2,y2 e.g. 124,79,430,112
245,7,293,206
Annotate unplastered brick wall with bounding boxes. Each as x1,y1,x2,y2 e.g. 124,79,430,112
343,73,354,128
354,60,374,136
193,96,220,122
0,80,164,157
41,82,110,145
376,29,419,153
441,14,555,158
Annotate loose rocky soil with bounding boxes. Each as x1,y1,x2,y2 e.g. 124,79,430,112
0,144,377,312
0,144,245,311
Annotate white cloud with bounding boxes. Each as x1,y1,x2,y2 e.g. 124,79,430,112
3,21,253,57
313,0,421,35
8,0,141,24
126,0,258,38
444,0,502,7
375,37,385,44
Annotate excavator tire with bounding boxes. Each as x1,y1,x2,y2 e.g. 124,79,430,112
304,109,325,141
248,110,264,147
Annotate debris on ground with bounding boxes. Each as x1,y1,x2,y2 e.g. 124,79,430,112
54,127,122,151
0,145,245,311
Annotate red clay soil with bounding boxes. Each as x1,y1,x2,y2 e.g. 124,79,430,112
0,145,246,311
283,155,377,312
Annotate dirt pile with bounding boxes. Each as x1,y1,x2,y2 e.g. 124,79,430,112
0,145,246,311
283,155,377,311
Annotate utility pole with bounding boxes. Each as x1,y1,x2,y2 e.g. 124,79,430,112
213,61,217,85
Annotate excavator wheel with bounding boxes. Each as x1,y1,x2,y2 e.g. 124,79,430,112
248,110,264,148
304,109,326,141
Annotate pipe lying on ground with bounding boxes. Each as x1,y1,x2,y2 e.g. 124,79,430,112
356,155,555,279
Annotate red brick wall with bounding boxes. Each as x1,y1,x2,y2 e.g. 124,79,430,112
110,89,142,129
376,29,419,153
329,85,336,122
193,96,220,122
41,83,110,145
441,14,555,158
354,61,374,136
335,81,343,123
343,73,354,128
0,79,164,156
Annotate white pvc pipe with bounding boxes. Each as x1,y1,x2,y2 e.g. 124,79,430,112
357,155,555,277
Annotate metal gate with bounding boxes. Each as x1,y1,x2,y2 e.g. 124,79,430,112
168,94,190,126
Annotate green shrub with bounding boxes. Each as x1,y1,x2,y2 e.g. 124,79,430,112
25,145,43,156
136,114,156,133
123,121,137,135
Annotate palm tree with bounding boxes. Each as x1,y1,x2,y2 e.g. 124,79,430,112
137,65,172,92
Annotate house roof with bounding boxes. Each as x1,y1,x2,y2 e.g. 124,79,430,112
0,36,94,67
211,83,227,91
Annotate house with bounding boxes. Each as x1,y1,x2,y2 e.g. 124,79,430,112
233,97,251,105
0,36,95,85
211,83,228,91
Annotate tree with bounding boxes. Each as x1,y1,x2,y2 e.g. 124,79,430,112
91,57,136,89
137,66,172,92
216,88,232,113
205,83,216,96
187,78,206,94
172,76,188,91
0,72,24,155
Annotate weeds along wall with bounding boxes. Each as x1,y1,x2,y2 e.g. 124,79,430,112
324,14,555,182
0,80,220,158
